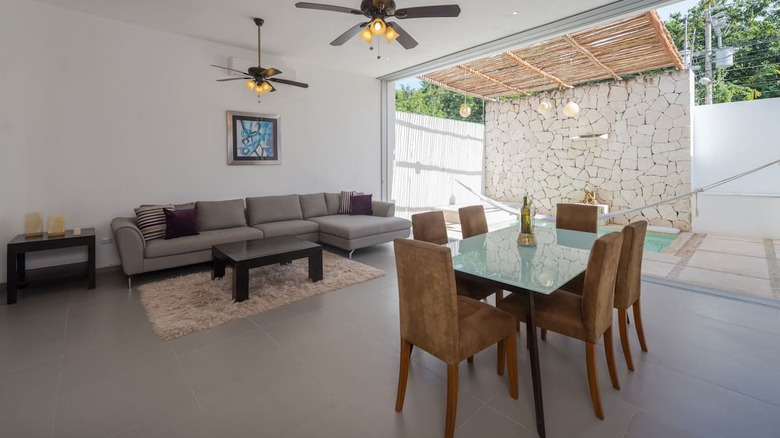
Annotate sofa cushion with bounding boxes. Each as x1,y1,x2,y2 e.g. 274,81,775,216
324,193,341,215
163,208,199,239
196,199,247,231
299,193,329,219
339,191,362,214
247,195,303,225
308,215,411,240
349,194,373,215
253,220,319,238
145,226,263,258
134,204,174,241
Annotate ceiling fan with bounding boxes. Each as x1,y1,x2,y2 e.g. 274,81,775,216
295,1,461,49
211,18,309,95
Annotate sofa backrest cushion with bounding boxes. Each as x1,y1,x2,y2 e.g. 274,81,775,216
196,199,247,231
299,193,329,219
247,194,303,225
324,193,341,215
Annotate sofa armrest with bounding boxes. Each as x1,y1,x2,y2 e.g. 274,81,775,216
372,200,395,217
111,217,145,276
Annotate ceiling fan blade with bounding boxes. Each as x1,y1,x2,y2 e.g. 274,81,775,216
268,77,310,88
330,22,368,46
394,5,461,19
268,83,277,92
387,23,418,49
217,77,252,82
295,2,363,15
261,68,282,78
210,64,251,76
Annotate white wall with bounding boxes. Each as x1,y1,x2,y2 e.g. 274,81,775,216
0,0,381,283
391,112,485,217
692,98,780,238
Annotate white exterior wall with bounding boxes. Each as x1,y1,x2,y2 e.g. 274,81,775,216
0,0,381,282
692,98,780,238
391,112,485,217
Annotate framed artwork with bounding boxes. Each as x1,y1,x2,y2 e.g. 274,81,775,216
226,111,281,165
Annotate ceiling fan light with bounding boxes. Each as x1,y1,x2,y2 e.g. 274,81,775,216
260,81,273,92
369,18,386,36
245,80,256,90
359,27,373,44
385,25,399,43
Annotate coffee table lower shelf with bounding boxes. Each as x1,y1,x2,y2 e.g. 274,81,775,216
211,237,323,302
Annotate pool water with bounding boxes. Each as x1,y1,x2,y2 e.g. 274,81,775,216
530,220,678,253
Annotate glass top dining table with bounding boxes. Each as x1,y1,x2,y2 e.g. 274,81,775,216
445,223,598,438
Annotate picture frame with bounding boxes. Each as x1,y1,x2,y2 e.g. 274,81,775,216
226,111,281,165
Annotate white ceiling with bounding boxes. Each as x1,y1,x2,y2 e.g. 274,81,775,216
33,0,620,78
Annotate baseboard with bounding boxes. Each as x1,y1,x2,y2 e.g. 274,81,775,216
642,274,780,309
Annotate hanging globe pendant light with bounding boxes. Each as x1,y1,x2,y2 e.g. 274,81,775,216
459,103,472,118
563,100,580,117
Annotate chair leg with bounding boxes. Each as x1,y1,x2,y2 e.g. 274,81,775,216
540,328,547,341
516,319,521,332
586,342,605,420
497,339,505,376
467,356,474,364
496,290,504,301
445,364,458,438
604,325,621,390
633,300,649,352
505,334,519,399
395,339,412,412
618,309,635,371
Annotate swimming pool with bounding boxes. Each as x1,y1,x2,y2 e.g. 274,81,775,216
531,221,678,253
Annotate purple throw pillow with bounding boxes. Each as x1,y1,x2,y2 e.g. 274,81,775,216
349,194,373,216
163,208,199,239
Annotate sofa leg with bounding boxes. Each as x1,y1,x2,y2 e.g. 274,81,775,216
348,250,355,259
127,276,132,290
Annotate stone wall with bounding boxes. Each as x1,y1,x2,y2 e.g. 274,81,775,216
484,70,692,230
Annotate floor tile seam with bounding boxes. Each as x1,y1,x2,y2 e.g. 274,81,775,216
170,346,206,418
693,248,770,259
620,408,638,438
677,264,772,281
50,289,72,437
668,234,706,279
171,324,263,358
473,402,538,436
763,239,780,293
678,310,780,337
651,358,780,409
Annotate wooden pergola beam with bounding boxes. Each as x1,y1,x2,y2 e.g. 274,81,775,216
416,75,498,101
563,35,622,81
502,52,573,89
456,65,529,96
645,11,685,70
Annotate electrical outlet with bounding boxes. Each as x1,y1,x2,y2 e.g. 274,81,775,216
101,237,113,244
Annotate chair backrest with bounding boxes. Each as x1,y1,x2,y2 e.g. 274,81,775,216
459,205,488,239
394,238,459,360
614,221,648,309
556,203,598,233
580,232,624,342
411,211,448,245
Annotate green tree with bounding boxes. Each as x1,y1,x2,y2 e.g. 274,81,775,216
665,0,780,104
395,82,485,122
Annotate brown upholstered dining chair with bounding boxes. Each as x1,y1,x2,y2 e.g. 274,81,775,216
496,232,624,420
411,211,495,303
411,210,449,245
458,205,504,302
561,220,649,371
394,238,518,438
556,203,598,233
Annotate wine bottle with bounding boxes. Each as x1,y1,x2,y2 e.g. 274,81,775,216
521,196,532,235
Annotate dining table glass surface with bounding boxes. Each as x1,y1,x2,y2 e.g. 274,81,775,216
446,224,598,294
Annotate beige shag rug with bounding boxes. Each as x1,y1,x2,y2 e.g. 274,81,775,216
138,252,385,340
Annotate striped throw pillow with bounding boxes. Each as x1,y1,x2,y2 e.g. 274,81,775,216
134,204,174,241
339,191,362,214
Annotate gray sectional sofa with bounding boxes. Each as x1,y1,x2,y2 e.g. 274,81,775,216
111,193,410,283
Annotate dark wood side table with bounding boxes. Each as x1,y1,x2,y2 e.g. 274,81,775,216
6,228,96,304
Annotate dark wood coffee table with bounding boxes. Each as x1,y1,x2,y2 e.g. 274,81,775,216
211,236,323,302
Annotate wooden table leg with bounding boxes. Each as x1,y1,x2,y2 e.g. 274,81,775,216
524,292,546,438
87,239,96,289
212,252,226,280
6,247,18,304
232,263,249,302
309,249,323,282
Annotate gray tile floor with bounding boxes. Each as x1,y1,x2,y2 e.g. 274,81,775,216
2,243,780,437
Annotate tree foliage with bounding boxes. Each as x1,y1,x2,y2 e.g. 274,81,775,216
665,0,780,104
395,82,485,123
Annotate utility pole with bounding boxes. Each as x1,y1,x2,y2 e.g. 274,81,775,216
704,3,713,105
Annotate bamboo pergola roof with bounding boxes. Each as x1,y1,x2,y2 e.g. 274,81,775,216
419,11,683,100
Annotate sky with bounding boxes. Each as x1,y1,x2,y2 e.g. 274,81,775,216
395,0,702,90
